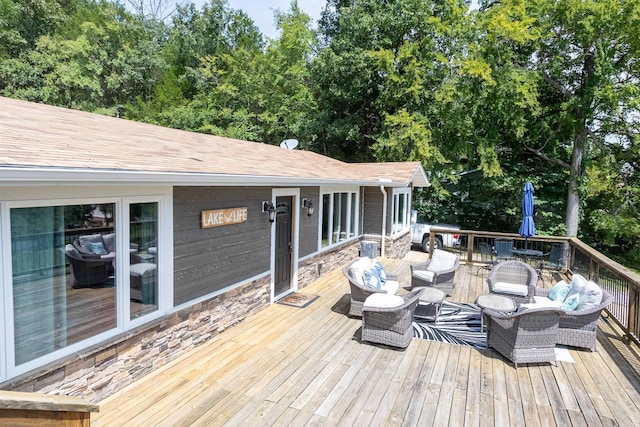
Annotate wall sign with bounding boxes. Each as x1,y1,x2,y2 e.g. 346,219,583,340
201,207,248,228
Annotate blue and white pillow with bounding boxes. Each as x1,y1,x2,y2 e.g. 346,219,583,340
548,280,571,302
372,260,387,284
363,269,382,290
562,293,580,311
90,241,108,255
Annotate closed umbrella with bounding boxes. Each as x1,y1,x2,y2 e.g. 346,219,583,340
518,182,536,250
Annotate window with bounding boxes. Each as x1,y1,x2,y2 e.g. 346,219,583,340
7,198,162,369
129,202,159,319
321,189,358,248
392,190,411,235
11,203,117,365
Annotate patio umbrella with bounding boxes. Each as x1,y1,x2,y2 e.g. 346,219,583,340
518,182,536,250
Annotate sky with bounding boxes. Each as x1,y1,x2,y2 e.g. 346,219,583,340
225,1,480,40
227,0,326,40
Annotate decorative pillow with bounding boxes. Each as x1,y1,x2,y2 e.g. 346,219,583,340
565,274,588,301
562,293,580,311
102,233,116,253
492,282,529,297
363,293,404,309
349,257,372,286
90,241,108,255
363,269,382,290
577,280,603,310
548,280,571,302
372,259,387,284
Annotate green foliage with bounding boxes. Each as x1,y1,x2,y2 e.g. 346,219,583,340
0,0,638,264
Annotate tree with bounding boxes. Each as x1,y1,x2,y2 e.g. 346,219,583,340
479,0,640,239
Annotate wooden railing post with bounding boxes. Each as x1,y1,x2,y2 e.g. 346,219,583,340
0,390,99,426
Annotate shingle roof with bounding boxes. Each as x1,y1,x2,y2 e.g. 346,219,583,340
0,97,429,187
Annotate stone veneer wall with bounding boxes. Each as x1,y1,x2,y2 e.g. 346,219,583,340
385,231,411,260
298,240,360,288
297,232,410,289
3,276,270,402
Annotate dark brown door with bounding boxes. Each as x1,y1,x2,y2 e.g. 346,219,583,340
274,196,293,297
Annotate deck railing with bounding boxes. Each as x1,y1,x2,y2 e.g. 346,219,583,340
427,228,640,346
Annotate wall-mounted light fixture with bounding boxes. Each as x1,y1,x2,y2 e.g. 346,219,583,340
302,198,314,217
262,201,276,223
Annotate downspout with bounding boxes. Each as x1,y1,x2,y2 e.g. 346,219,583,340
380,185,387,258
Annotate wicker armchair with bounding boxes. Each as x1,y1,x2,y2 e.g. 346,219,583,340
535,287,613,351
361,289,424,348
486,260,539,304
484,307,565,368
410,249,460,296
343,261,399,317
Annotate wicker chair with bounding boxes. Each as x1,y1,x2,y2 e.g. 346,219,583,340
484,307,565,368
343,261,399,317
361,289,424,348
486,260,539,304
535,287,613,351
410,249,460,296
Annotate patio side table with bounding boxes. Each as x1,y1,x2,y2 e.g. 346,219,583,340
475,293,518,332
413,286,446,321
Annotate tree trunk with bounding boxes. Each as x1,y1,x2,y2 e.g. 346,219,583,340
566,47,595,238
565,128,586,237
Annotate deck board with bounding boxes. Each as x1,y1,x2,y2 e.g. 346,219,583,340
92,252,640,426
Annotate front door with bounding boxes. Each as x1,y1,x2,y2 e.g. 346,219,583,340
274,196,293,297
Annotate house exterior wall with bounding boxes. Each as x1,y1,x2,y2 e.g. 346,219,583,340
362,187,384,235
173,186,272,306
299,187,320,258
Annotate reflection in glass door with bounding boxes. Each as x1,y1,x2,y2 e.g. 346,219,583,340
129,202,158,319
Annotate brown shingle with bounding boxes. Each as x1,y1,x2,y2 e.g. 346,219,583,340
0,97,428,187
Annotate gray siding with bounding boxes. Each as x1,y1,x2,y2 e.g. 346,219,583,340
173,186,272,305
362,187,385,235
299,187,320,257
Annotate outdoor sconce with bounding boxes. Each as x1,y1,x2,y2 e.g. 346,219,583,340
262,201,276,223
302,198,314,217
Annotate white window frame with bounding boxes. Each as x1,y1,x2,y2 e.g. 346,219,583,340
318,187,360,250
391,188,411,236
0,188,172,380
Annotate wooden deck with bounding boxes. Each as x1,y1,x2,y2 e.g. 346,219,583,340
92,251,640,426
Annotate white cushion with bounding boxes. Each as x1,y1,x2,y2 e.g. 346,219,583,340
382,280,399,295
363,293,404,309
493,281,529,297
577,280,603,310
349,257,372,287
518,300,563,313
130,262,157,277
427,249,457,272
413,270,435,283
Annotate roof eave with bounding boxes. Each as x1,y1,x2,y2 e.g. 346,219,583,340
0,167,414,188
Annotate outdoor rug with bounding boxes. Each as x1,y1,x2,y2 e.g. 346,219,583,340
277,293,320,308
412,301,575,363
413,301,485,349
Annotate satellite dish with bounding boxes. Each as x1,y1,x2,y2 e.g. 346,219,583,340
280,139,299,149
